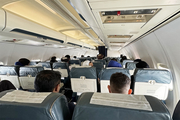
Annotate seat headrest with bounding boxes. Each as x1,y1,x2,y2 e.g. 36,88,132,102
38,62,51,68
134,68,172,84
122,59,133,65
0,90,70,120
99,68,130,80
93,62,104,68
173,100,180,120
69,60,81,65
72,92,171,120
94,59,106,65
126,62,137,70
20,66,44,77
70,67,97,79
53,62,69,69
0,65,20,76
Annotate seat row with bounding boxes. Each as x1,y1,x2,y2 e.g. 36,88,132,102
0,90,175,120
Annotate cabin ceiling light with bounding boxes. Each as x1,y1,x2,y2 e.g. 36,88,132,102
35,0,56,14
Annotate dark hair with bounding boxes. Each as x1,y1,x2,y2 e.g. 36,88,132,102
0,80,16,92
110,72,131,93
73,56,77,59
134,59,142,62
61,57,69,62
50,56,57,62
136,61,149,68
81,55,84,57
34,70,61,92
19,58,30,66
120,56,127,62
65,55,70,59
111,58,117,61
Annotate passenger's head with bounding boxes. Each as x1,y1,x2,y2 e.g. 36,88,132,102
0,80,16,92
73,56,77,59
18,58,30,66
82,60,93,67
34,70,61,93
136,61,149,68
111,58,117,61
50,56,57,62
65,55,70,61
120,54,123,58
81,55,84,57
87,56,90,57
97,54,104,59
61,57,69,62
134,59,142,63
108,72,132,94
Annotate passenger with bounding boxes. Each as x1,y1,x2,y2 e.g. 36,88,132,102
15,58,30,66
108,58,122,67
136,61,149,68
82,60,93,67
87,56,90,57
0,80,16,92
120,56,127,63
120,54,123,58
73,56,77,59
50,56,58,63
97,54,104,59
34,70,74,117
61,57,69,62
65,55,70,62
108,72,132,94
134,59,142,63
81,55,84,57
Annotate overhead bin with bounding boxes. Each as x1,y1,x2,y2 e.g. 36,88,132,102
0,9,6,31
3,10,66,43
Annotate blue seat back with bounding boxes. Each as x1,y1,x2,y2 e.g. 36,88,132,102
99,68,130,80
0,65,20,76
126,62,137,70
72,92,171,120
0,90,71,120
38,62,51,68
70,67,97,79
134,68,172,84
20,66,44,77
94,59,106,65
122,59,133,66
69,60,81,65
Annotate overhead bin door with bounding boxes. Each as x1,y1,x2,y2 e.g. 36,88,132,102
0,9,6,31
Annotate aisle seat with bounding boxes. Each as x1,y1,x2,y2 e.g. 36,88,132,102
126,62,138,75
19,66,44,89
72,92,171,120
38,62,51,70
70,67,97,94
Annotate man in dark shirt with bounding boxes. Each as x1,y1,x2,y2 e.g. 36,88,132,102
34,70,74,117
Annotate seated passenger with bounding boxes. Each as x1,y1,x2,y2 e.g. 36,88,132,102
120,56,127,62
108,58,122,67
0,80,16,92
65,55,71,63
50,56,58,63
108,72,132,94
73,56,77,59
61,57,69,62
97,54,104,59
81,55,84,57
34,70,75,117
136,61,149,68
15,58,30,66
134,59,142,63
82,60,93,67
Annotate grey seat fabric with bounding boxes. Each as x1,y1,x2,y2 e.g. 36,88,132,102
122,59,133,66
53,62,69,70
39,62,51,68
69,60,81,65
79,57,92,62
70,67,97,79
126,62,137,70
72,92,171,120
173,100,180,120
93,62,104,76
99,68,130,80
29,61,37,66
134,69,172,84
20,66,44,77
0,90,71,120
0,65,20,76
94,59,106,65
